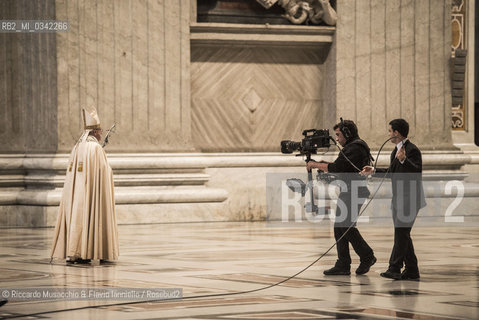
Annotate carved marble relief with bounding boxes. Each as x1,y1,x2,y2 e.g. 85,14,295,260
256,0,337,25
197,0,336,25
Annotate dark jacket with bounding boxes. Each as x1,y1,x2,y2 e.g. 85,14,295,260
328,138,372,173
375,140,426,226
328,138,372,197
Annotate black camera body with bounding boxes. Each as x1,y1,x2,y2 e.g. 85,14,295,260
281,129,331,155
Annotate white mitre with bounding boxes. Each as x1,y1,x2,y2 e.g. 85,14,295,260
82,106,101,130
79,106,102,143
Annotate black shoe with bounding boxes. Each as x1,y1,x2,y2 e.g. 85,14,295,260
356,256,377,275
380,269,401,280
100,259,115,264
75,258,92,264
401,269,420,280
66,257,91,264
323,266,351,275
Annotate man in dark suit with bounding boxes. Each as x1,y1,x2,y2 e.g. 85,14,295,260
308,119,376,276
361,119,426,280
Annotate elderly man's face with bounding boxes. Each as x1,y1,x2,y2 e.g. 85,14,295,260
92,128,102,141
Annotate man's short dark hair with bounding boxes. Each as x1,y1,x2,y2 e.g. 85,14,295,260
389,118,409,137
333,119,358,140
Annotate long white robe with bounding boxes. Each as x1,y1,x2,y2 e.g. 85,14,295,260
51,134,119,260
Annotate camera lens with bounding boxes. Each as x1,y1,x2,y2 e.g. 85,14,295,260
281,140,301,154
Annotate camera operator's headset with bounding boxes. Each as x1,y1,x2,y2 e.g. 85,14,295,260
339,117,353,140
337,118,374,168
23,135,395,318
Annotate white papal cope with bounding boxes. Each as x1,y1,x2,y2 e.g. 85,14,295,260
51,128,119,261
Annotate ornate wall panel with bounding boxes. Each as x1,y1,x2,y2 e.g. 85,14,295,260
191,46,326,152
451,0,467,130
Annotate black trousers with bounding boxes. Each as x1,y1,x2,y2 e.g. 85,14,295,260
388,208,419,272
388,227,418,272
334,192,374,267
389,208,419,272
334,227,374,267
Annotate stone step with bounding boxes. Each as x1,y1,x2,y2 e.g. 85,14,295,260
18,173,211,188
0,186,228,206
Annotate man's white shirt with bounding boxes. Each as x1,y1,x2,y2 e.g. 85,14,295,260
395,138,408,164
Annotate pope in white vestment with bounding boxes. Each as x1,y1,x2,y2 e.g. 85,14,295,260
51,106,119,262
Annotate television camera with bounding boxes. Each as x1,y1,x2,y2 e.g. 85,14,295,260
281,129,336,214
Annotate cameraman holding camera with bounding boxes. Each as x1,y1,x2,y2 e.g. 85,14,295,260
306,120,376,275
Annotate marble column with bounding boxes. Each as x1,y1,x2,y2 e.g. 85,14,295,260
55,0,192,152
0,0,58,153
335,0,454,150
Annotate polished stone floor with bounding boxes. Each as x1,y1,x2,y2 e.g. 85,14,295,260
0,222,478,319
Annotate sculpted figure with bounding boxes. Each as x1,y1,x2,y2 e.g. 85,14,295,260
257,0,337,25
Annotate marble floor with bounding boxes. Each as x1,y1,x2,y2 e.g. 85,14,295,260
0,221,478,319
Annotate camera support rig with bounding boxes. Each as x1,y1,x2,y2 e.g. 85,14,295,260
281,129,332,215
303,152,319,214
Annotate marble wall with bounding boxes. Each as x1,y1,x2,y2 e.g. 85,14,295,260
191,45,327,152
0,0,457,153
335,0,453,149
0,0,58,153
54,0,192,153
0,0,472,227
190,0,456,150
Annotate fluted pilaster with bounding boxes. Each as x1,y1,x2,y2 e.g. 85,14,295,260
55,0,192,152
335,0,453,149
